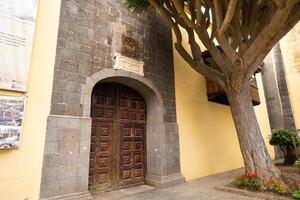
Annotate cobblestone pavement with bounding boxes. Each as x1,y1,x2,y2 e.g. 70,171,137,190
93,169,263,200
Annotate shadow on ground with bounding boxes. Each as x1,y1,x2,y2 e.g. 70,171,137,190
93,168,264,200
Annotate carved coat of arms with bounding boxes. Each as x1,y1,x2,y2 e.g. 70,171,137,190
121,35,139,59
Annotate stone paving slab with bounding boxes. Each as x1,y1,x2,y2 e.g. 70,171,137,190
93,185,154,200
216,185,291,200
93,169,264,200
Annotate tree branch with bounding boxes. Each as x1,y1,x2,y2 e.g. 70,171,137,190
186,28,204,67
135,0,300,92
211,1,241,68
245,2,300,78
147,0,226,87
242,0,299,70
172,0,233,75
195,0,202,26
274,0,285,9
213,0,223,29
219,0,238,35
175,43,226,88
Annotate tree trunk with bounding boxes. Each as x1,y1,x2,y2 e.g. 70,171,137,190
284,146,298,165
226,81,281,180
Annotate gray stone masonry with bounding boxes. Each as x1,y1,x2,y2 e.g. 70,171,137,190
271,43,296,130
261,55,284,130
50,0,177,123
262,44,297,158
261,55,285,158
40,0,185,199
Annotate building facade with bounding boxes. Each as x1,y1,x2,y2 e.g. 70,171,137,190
0,0,299,200
39,0,185,198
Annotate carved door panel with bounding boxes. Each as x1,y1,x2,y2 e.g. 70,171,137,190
119,123,145,187
89,86,117,191
117,86,146,187
89,83,146,192
89,121,114,191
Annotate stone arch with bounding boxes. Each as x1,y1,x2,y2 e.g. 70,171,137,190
80,68,164,124
80,68,185,191
40,69,184,199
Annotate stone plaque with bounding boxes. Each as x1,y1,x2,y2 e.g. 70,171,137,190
114,53,144,76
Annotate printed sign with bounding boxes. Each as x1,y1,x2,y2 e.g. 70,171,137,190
0,0,38,91
114,53,144,76
0,96,25,149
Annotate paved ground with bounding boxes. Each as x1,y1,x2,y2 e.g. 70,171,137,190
93,169,263,200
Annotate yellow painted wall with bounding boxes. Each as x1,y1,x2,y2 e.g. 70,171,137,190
280,22,300,130
173,31,275,180
0,1,61,199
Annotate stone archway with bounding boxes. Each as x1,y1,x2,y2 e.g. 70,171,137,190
40,69,184,200
80,68,164,123
81,69,184,187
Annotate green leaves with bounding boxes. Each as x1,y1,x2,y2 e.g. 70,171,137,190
124,0,151,13
293,189,300,199
294,160,300,168
234,173,262,191
269,128,299,148
266,179,287,195
269,129,299,165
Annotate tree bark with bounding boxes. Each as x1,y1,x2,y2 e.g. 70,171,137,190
284,146,298,165
226,81,281,180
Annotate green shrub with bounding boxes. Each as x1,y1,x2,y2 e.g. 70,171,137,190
269,129,300,165
269,129,299,147
234,172,262,191
266,179,287,195
293,189,300,199
294,160,300,168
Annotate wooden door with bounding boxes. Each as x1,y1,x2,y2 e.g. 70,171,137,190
117,85,146,188
89,83,146,192
89,86,117,191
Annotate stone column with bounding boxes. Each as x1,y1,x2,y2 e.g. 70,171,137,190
262,44,297,158
261,55,284,129
271,43,296,130
145,122,184,188
261,54,285,158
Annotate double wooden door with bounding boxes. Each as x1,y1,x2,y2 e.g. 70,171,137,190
89,83,146,192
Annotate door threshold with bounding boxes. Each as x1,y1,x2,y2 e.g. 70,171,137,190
92,185,154,200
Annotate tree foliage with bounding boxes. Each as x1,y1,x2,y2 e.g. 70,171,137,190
125,0,151,13
126,0,300,92
269,129,299,148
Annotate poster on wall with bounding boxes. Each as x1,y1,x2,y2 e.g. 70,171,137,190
0,0,38,91
0,96,25,149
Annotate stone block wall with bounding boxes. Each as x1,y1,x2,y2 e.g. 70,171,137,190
41,116,91,198
50,0,176,123
40,0,184,199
